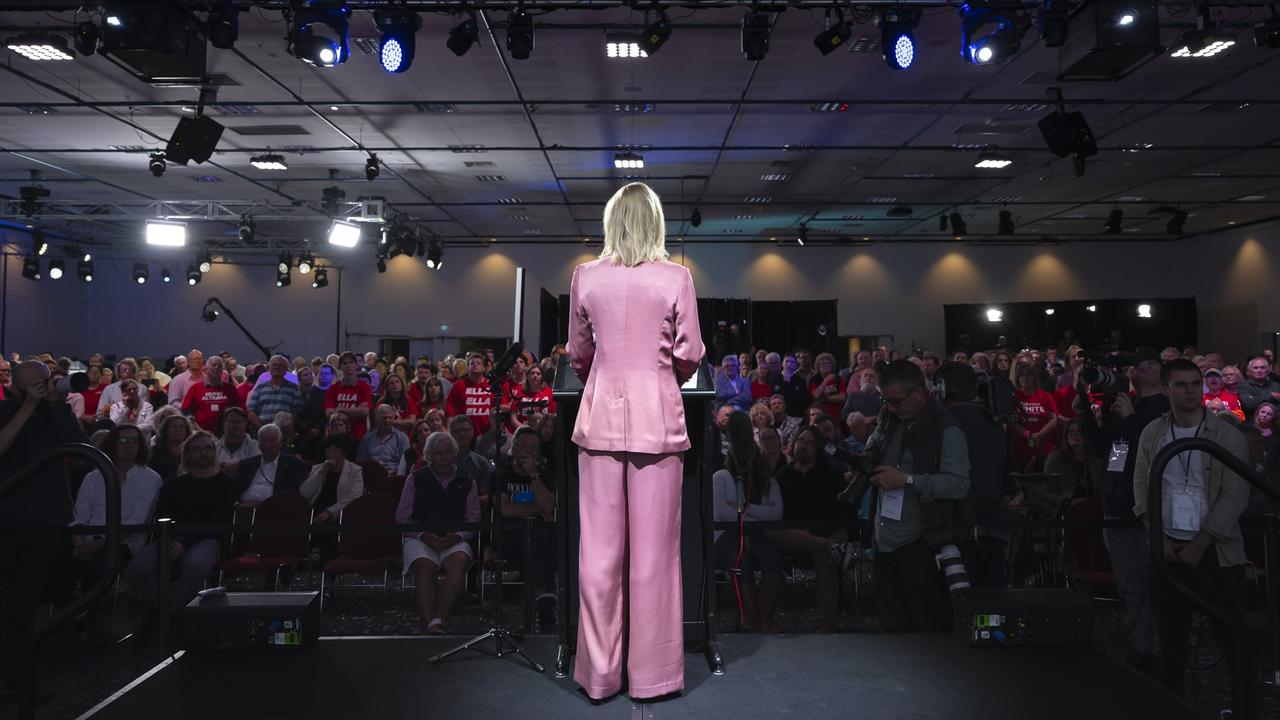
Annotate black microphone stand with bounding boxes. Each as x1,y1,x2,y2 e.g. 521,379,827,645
430,358,544,673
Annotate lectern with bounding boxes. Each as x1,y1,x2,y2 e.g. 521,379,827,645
550,355,721,678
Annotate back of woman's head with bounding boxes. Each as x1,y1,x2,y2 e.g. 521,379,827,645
601,182,668,267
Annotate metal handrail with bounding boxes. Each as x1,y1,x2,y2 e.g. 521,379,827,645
1147,436,1280,720
0,442,117,720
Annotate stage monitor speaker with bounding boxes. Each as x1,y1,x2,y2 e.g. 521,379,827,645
181,591,320,651
165,115,225,165
1037,110,1097,159
965,588,1093,647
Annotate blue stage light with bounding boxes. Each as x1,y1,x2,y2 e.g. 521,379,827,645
375,11,420,74
960,4,1022,65
885,29,915,69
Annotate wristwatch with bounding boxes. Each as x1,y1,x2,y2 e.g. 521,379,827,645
905,474,915,489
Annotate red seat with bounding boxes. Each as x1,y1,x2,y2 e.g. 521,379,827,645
357,460,389,493
372,475,407,503
216,492,313,589
1063,496,1115,596
320,493,401,613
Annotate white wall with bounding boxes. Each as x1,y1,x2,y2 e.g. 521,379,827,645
4,222,1278,364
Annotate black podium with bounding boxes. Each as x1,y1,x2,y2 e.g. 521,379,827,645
550,356,721,678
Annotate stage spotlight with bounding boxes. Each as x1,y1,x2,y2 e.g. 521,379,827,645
1105,208,1123,233
507,9,535,60
949,212,968,236
639,10,672,55
997,209,1015,234
19,184,49,217
448,14,479,56
1172,5,1236,58
288,7,350,67
376,11,420,74
328,219,361,248
1137,304,1152,318
975,148,1013,169
146,219,187,247
48,259,64,280
133,263,148,284
238,215,254,242
961,5,1023,65
986,308,1004,323
814,9,852,56
4,33,75,61
74,21,101,56
207,1,240,49
21,257,41,281
78,258,94,282
148,152,166,177
365,154,380,181
32,229,48,256
277,254,292,274
425,237,444,270
298,252,314,275
690,208,702,228
312,268,328,289
614,152,645,170
1045,307,1056,315
161,267,172,283
605,33,646,58
165,115,224,166
276,268,291,288
880,9,920,70
250,153,288,170
187,265,201,285
1167,209,1188,235
197,251,212,274
742,11,771,61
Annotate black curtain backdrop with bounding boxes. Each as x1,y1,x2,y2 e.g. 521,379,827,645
751,300,839,357
943,297,1198,355
541,288,562,357
698,298,753,364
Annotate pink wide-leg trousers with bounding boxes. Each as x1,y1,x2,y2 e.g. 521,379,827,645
574,448,685,699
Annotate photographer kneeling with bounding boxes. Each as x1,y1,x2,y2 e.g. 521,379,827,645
868,360,970,632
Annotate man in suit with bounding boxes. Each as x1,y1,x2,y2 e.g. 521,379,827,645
234,423,310,507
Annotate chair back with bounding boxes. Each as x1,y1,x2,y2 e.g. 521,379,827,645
248,491,313,558
358,460,389,492
373,474,407,503
336,493,401,560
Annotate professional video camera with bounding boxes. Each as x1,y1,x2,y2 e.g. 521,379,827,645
1078,351,1132,396
829,442,878,506
974,372,1021,425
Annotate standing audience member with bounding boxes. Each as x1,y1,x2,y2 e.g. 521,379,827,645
294,365,326,459
1238,356,1280,420
325,353,373,440
0,362,87,696
376,374,418,433
180,356,241,432
1202,368,1245,421
397,431,480,634
446,353,497,437
167,350,205,407
247,355,303,430
95,358,138,419
1008,364,1058,473
1133,359,1255,716
810,353,847,421
778,354,810,419
841,368,884,421
510,364,556,429
108,378,155,434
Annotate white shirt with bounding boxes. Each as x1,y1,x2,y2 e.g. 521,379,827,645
240,456,279,503
72,464,163,554
217,436,260,465
1161,421,1209,541
109,399,155,433
167,370,203,407
711,468,783,542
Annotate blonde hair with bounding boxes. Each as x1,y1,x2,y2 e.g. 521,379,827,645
600,182,669,267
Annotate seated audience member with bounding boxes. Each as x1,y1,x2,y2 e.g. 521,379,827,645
325,352,373,441
810,353,847,421
712,417,784,632
843,412,875,454
509,363,555,430
397,420,432,476
95,358,138,419
841,368,883,420
423,408,447,434
234,424,310,507
302,434,365,560
1221,364,1244,397
180,355,241,432
150,413,193,485
69,424,162,628
294,366,325,457
768,394,801,454
450,414,495,501
77,365,107,422
1040,420,1100,511
748,402,773,442
1202,368,1245,421
715,354,752,413
397,431,481,634
376,374,419,433
779,354,810,419
324,411,359,461
497,427,559,625
1238,356,1280,420
358,404,412,472
750,352,781,402
216,407,260,475
767,427,849,632
108,378,154,435
1242,402,1277,471
757,426,787,477
247,355,303,430
123,431,236,620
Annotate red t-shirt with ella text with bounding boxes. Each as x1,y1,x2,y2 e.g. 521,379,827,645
325,380,373,440
447,376,495,436
1009,388,1058,458
181,382,244,432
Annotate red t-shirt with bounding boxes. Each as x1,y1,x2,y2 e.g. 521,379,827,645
507,384,557,431
447,375,495,436
181,382,243,432
237,381,253,408
81,382,106,418
1054,384,1077,420
1203,390,1245,421
808,375,848,422
325,380,373,440
1010,388,1058,458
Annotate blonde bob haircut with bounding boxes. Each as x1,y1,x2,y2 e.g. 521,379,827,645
600,182,669,267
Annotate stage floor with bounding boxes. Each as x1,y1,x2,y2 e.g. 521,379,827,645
78,633,1196,720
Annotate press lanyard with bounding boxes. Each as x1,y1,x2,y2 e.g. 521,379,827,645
1168,410,1204,489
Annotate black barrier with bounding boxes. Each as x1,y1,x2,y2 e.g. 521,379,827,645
1146,437,1280,720
0,442,118,720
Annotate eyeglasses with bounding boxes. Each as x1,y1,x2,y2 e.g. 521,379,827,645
117,435,140,444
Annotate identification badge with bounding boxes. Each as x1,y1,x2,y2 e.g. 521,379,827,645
1107,442,1129,472
1170,492,1202,532
880,488,905,521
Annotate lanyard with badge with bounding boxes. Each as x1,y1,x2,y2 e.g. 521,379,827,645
1168,412,1205,534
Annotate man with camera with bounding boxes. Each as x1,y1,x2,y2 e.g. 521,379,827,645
0,361,87,699
1074,348,1167,669
866,360,970,632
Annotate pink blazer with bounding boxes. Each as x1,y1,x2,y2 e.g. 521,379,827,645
567,258,705,454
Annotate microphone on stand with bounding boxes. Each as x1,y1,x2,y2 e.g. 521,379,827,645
487,341,526,382
725,411,756,513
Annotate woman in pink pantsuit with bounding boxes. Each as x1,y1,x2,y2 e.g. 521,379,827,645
566,182,705,701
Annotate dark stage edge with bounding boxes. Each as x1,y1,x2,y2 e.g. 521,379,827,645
78,634,1197,720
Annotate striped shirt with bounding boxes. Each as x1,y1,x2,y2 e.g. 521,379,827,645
247,380,303,420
